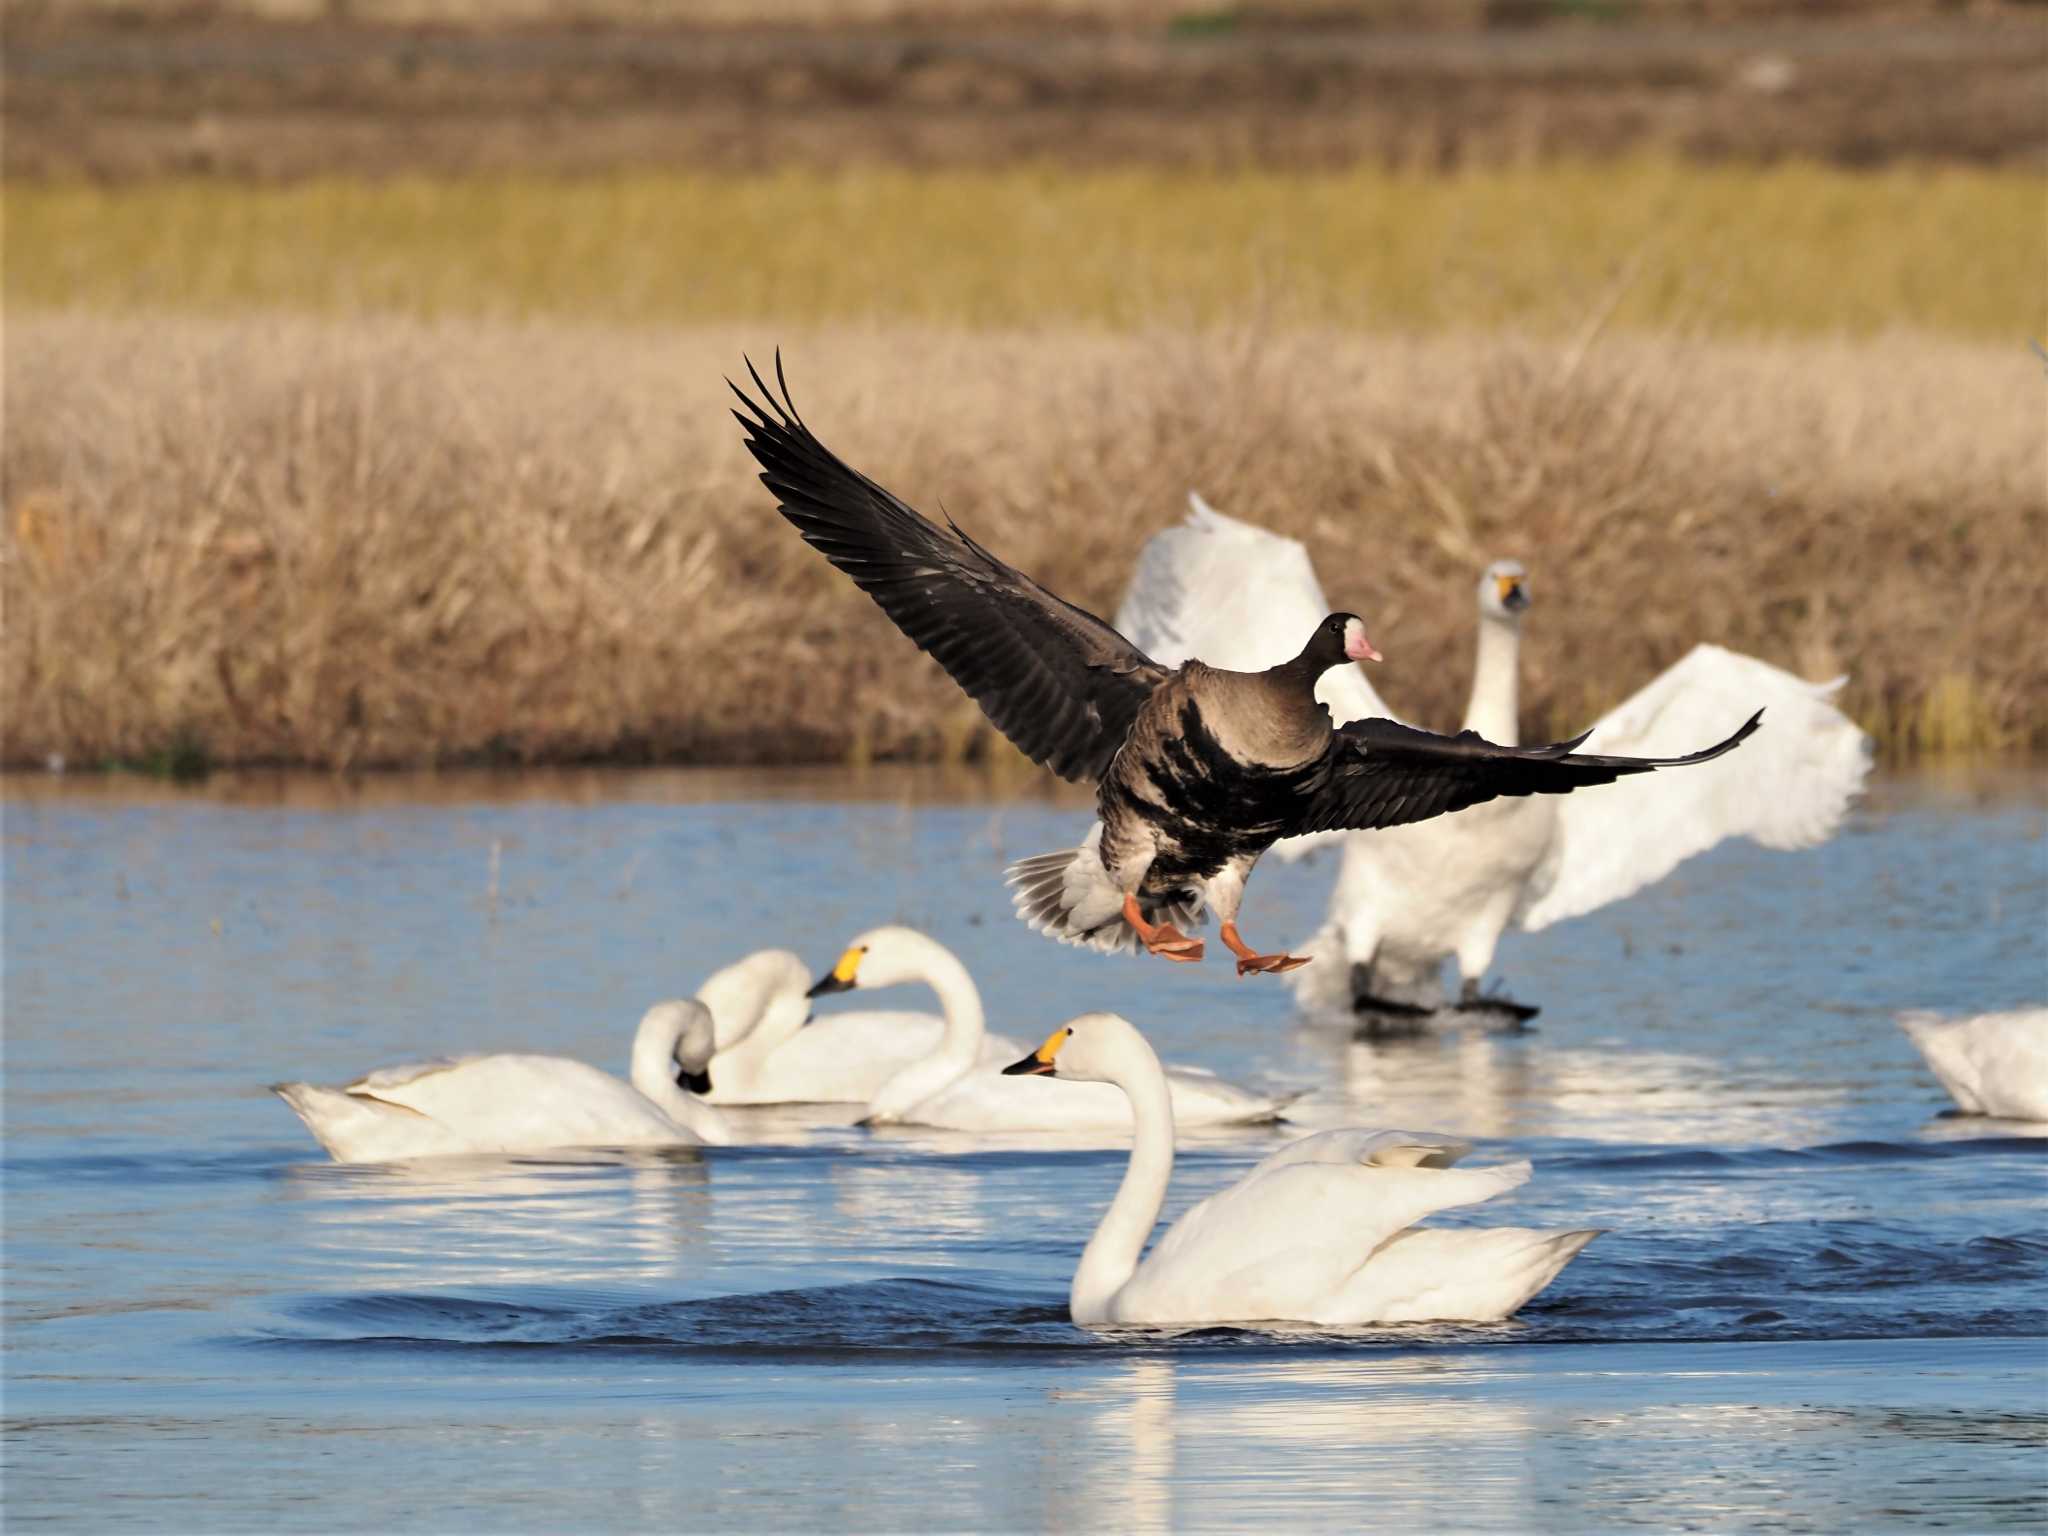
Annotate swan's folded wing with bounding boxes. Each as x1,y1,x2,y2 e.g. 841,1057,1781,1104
733,357,1169,785
1898,1009,2048,1120
1517,645,1870,931
348,1054,610,1118
347,1056,474,1096
346,1053,691,1146
1122,1155,1531,1322
1287,712,1763,840
1245,1127,1474,1179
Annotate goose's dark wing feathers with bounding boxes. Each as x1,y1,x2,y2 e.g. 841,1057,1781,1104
731,355,1169,783
1291,710,1765,837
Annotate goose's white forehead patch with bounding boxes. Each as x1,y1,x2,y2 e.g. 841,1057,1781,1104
1341,618,1382,663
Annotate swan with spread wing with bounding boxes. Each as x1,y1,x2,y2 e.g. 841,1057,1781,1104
1116,494,1869,1015
732,358,1760,976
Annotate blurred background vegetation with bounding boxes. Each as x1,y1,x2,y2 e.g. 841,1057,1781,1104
4,0,2044,771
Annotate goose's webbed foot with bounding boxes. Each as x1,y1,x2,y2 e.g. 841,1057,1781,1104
1219,921,1311,978
1123,893,1205,963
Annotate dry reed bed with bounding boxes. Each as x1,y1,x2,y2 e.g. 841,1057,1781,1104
4,312,2041,771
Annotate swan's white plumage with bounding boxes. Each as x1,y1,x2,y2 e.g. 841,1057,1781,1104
1021,1015,1595,1325
1517,644,1871,929
1117,494,1871,1008
273,1001,731,1163
693,947,1023,1105
895,1055,1285,1134
823,928,1288,1131
1898,1009,2048,1121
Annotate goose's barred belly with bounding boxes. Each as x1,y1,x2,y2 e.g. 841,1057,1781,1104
1100,698,1330,895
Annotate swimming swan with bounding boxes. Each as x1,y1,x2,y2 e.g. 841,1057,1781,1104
692,944,1025,1105
1116,494,1868,1016
820,927,1290,1130
1003,1012,1599,1324
1899,1008,2048,1121
272,1000,733,1163
735,362,1756,974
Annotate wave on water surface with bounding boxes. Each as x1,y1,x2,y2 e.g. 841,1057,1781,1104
244,1218,2048,1360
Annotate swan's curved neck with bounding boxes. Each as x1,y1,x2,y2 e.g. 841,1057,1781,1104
699,959,810,1065
629,1025,731,1145
713,991,809,1085
863,943,987,1121
920,946,987,1061
1463,614,1521,745
1072,1041,1176,1324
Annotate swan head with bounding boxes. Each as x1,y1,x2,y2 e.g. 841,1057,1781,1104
1296,612,1382,671
806,925,949,997
1478,559,1530,622
635,999,718,1095
1000,1011,1152,1085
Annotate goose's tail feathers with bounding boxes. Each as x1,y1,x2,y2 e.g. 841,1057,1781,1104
1005,826,1203,955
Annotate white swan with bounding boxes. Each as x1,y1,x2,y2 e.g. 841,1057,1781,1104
691,944,1025,1105
272,1000,733,1163
1899,1009,2048,1121
822,927,1291,1130
1116,493,1871,1018
1002,1012,1598,1324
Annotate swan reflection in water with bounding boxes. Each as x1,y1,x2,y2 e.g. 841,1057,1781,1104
1048,1352,1549,1532
1297,1026,1851,1147
281,1149,714,1287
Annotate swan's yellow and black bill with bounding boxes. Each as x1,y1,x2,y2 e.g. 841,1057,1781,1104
1497,573,1529,611
806,945,864,998
1001,1025,1072,1078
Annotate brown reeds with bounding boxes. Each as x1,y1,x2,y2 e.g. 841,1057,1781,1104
4,313,2041,771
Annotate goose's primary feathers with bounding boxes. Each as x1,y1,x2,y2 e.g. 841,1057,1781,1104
692,943,1026,1105
1898,1009,2048,1121
817,927,1288,1130
1117,494,1868,1017
272,1001,732,1163
1002,1013,1598,1324
733,357,1760,976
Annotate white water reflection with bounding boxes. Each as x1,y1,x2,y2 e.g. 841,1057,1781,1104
282,1152,713,1287
1295,1026,1853,1147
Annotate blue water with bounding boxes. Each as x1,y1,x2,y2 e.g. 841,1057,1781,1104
5,766,2045,1531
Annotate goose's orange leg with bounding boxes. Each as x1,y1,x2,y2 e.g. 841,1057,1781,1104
1122,893,1204,963
1220,921,1312,978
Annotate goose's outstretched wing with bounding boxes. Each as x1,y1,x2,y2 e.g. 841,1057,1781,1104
732,357,1169,784
1116,492,1389,859
1288,711,1764,839
1517,646,1870,930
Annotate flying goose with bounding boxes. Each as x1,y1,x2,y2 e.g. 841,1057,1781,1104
731,358,1760,975
1002,1013,1598,1324
1115,493,1870,1016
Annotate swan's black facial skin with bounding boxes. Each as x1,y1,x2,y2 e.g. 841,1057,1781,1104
1002,1025,1072,1077
808,944,868,997
676,1064,713,1095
